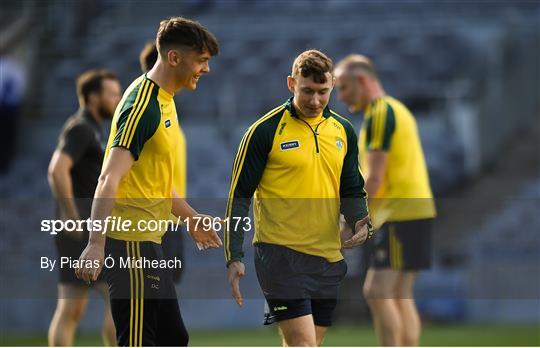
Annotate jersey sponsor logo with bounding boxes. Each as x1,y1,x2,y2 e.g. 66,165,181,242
273,306,288,311
165,119,171,128
280,140,300,151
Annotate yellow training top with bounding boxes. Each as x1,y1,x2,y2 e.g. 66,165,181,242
359,96,436,228
104,75,179,243
225,98,369,265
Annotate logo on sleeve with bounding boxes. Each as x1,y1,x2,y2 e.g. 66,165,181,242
165,119,171,128
280,140,300,151
336,137,344,150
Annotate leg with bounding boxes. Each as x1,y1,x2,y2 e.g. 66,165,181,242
363,268,402,346
315,326,328,346
395,272,420,346
277,319,326,346
155,299,189,346
48,284,89,346
277,314,317,347
95,282,117,346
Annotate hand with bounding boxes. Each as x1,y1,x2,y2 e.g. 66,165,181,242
187,214,223,250
75,242,104,282
340,224,354,249
342,217,370,249
227,261,245,306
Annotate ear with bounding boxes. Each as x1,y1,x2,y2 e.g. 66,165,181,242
287,75,295,94
331,76,336,88
167,50,181,67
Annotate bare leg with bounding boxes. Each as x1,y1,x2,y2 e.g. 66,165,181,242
95,282,116,346
48,284,89,346
315,325,328,346
277,314,317,347
363,268,402,346
395,272,420,346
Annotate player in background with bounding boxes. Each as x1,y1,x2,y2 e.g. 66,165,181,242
76,17,220,346
225,50,371,346
139,41,186,284
48,69,121,346
334,55,436,346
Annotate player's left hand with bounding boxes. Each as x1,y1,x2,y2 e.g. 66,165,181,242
342,216,371,249
227,261,245,307
187,214,223,250
75,242,104,282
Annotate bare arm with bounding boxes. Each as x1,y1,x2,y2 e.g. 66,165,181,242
365,150,388,200
48,150,79,220
76,147,133,282
88,147,134,246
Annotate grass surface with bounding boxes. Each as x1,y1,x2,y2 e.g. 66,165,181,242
2,324,539,346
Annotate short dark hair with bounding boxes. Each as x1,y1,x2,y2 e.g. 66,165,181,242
292,50,333,84
156,17,219,57
140,41,158,73
76,69,118,105
335,54,379,80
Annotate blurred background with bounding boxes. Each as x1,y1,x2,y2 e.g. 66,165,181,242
0,0,539,346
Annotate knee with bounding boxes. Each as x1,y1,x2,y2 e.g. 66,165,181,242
59,301,86,322
363,281,395,300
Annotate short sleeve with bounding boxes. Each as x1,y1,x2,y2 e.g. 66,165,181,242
111,81,160,160
59,124,93,163
365,100,396,151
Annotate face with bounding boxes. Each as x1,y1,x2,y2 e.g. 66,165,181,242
335,69,369,113
169,48,211,91
96,79,122,119
287,72,335,118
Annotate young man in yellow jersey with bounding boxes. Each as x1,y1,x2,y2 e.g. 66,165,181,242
335,55,436,346
225,50,372,346
76,17,221,346
139,41,187,285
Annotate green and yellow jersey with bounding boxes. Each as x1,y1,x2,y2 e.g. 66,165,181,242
359,96,436,228
225,98,369,265
104,75,180,243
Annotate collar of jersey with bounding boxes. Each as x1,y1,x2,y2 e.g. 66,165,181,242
364,96,386,117
144,74,174,101
284,97,332,119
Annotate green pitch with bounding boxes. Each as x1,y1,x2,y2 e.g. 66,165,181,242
2,324,539,346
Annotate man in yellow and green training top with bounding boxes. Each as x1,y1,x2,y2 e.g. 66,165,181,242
225,50,372,346
335,54,436,346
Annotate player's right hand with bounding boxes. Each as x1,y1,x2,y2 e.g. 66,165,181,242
75,242,104,282
227,261,245,307
187,214,223,250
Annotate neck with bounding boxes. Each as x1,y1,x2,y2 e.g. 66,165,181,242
292,98,320,119
147,60,178,95
368,83,386,104
85,104,103,124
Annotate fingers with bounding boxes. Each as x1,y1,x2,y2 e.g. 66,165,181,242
231,276,243,306
343,227,368,249
227,262,245,306
194,230,223,250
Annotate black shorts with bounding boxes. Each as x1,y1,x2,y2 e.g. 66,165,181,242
54,231,105,286
254,243,347,327
103,238,188,346
367,219,433,271
161,226,184,284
